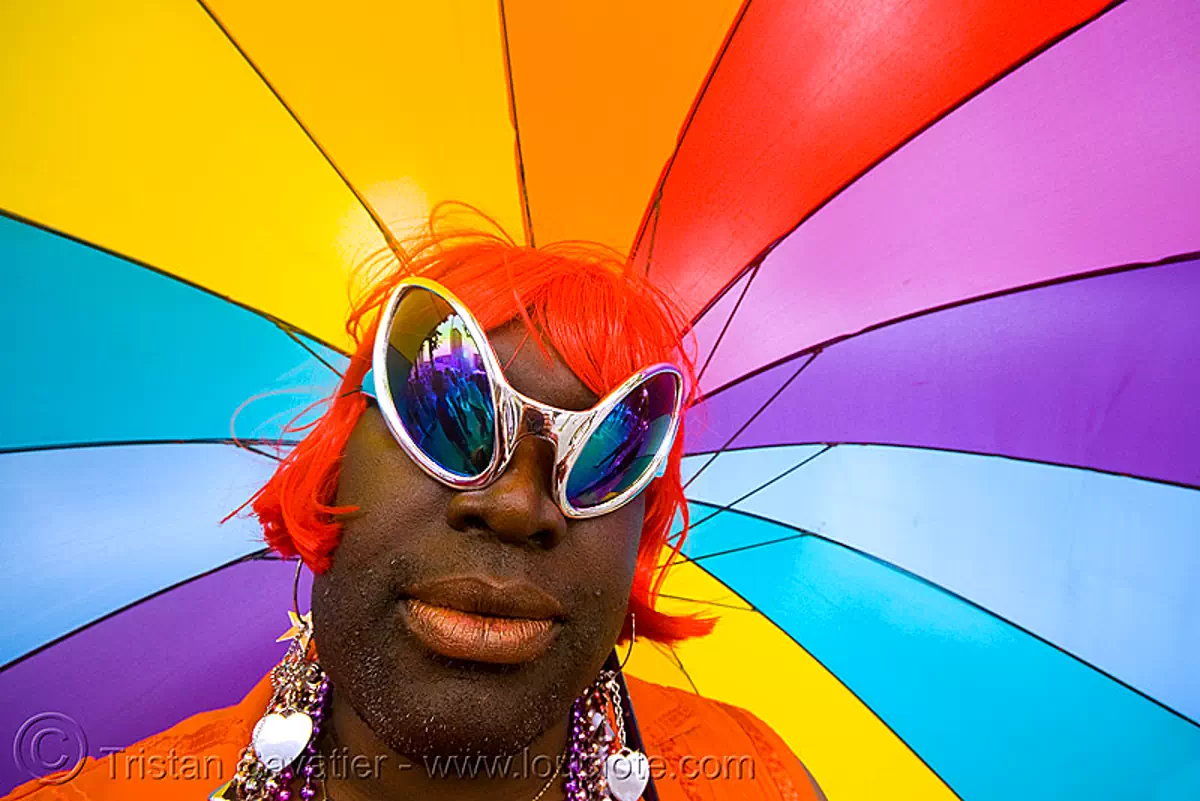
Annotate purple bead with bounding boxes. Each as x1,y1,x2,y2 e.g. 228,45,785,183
277,791,291,801
302,764,314,778
299,786,315,800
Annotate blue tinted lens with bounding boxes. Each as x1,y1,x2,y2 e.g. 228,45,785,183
566,372,679,509
384,287,496,477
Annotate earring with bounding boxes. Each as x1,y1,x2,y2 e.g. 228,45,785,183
565,613,649,801
213,562,330,801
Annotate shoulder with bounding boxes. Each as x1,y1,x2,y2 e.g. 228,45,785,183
625,675,826,801
3,672,273,800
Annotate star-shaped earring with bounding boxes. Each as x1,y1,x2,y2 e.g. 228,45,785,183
277,609,313,649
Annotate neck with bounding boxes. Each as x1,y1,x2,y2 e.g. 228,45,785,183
311,688,569,801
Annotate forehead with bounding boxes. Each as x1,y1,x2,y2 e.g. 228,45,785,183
486,320,599,412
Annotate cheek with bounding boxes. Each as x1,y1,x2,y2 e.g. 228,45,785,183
317,408,453,632
570,497,646,613
336,406,440,516
332,406,453,565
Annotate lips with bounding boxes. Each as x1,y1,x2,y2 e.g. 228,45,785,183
401,576,564,664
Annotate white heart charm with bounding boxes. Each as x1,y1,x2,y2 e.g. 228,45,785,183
252,711,313,772
604,748,650,801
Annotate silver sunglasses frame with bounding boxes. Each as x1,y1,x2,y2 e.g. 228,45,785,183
370,277,685,519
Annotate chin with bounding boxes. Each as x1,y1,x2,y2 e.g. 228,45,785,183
330,633,587,759
373,705,548,759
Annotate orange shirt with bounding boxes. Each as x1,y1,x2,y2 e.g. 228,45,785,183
5,673,822,800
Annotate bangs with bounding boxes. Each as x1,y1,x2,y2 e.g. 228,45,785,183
350,217,695,403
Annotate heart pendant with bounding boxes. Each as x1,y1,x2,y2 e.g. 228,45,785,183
251,711,313,772
604,748,650,801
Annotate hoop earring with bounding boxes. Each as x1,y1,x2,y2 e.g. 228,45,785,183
213,561,328,800
563,612,647,801
616,611,635,671
292,558,304,621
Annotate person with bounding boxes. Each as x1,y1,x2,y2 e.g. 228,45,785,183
6,209,825,800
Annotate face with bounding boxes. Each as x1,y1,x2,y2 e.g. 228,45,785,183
312,321,646,758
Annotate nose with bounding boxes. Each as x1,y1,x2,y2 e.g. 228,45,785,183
446,436,567,549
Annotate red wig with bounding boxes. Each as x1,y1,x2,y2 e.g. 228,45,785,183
243,206,715,646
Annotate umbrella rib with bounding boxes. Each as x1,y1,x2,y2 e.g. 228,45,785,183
695,260,763,384
696,247,1200,404
683,502,1200,730
630,198,662,274
660,641,702,695
194,1,403,258
0,549,273,674
497,0,536,247
679,0,1130,327
232,440,283,461
686,530,809,563
628,0,756,275
688,444,833,531
683,351,819,490
0,437,297,459
657,592,754,612
266,316,346,380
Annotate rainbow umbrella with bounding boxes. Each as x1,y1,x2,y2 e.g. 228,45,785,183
1,1,1197,799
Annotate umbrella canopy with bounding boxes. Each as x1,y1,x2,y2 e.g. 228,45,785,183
2,1,1197,799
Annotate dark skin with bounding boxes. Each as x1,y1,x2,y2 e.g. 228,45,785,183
309,321,646,801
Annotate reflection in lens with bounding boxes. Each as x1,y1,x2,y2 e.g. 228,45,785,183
566,372,679,509
384,287,496,477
